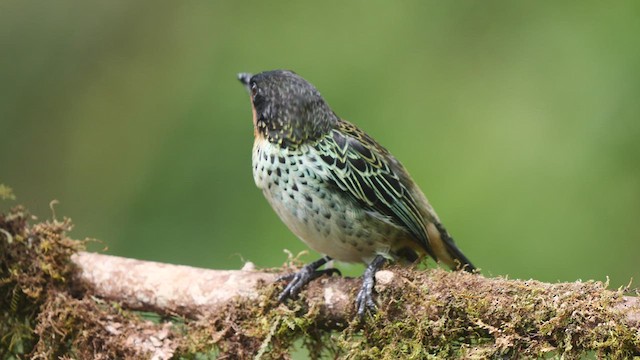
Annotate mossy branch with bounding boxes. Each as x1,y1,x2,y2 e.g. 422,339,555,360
2,206,639,359
72,252,640,358
72,252,638,323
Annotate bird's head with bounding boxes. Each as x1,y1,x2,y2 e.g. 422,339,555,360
238,70,337,148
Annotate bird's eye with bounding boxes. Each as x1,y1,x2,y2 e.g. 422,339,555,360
251,83,258,97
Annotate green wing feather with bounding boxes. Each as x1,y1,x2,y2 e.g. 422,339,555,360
314,120,435,257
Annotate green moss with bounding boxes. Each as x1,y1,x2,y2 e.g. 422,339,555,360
174,265,638,359
0,207,175,359
0,206,81,357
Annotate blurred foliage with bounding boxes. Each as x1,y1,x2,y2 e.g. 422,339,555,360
1,1,638,289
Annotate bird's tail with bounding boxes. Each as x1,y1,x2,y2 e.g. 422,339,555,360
434,222,476,273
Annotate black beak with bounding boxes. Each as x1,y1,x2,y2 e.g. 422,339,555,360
237,72,253,93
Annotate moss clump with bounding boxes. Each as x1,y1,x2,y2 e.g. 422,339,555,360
0,206,83,357
0,207,176,359
174,265,639,359
175,283,305,359
327,267,638,359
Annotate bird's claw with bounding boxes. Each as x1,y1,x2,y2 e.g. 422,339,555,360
277,264,340,302
355,274,378,317
355,255,387,318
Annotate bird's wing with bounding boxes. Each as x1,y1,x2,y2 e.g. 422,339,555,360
313,119,434,256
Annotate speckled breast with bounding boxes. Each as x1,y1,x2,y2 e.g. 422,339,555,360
252,139,410,263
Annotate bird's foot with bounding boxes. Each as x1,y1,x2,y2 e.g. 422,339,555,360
355,255,387,318
355,278,377,316
277,256,339,302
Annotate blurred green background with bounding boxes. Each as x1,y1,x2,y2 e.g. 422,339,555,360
1,1,638,288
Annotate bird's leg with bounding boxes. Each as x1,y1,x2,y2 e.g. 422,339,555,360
356,255,387,317
277,255,340,302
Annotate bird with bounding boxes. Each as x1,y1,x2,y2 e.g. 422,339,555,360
238,70,475,316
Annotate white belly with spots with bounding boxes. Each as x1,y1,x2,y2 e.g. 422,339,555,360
252,139,407,263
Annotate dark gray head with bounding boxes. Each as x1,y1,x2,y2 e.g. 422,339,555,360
238,70,337,147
